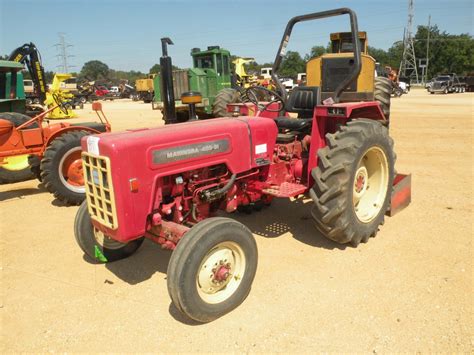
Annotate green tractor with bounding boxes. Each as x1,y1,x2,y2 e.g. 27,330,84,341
0,60,35,184
152,45,241,121
0,60,26,113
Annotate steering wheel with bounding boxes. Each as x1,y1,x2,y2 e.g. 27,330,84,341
244,86,286,113
52,93,70,115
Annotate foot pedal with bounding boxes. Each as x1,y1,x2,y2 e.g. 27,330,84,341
262,182,307,197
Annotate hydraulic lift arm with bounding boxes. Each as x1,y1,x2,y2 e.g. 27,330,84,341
9,42,47,103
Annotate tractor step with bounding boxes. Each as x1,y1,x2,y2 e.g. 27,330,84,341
262,182,307,198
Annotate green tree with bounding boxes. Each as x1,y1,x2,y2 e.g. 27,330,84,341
414,25,473,77
280,51,305,78
80,60,109,80
386,42,404,69
149,63,161,74
108,69,145,83
149,63,181,74
368,46,390,65
304,46,326,61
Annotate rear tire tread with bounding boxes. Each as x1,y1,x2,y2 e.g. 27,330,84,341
310,119,396,246
40,130,89,205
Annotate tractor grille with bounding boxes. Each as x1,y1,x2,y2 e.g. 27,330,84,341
432,82,443,90
82,152,118,229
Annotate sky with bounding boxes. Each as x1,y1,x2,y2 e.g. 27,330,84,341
1,0,472,73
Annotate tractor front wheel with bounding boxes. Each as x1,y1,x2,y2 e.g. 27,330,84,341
41,130,89,205
74,201,144,262
310,119,395,247
167,217,257,322
0,155,34,184
212,88,241,118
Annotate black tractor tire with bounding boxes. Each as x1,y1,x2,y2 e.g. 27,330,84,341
40,130,90,205
374,77,392,121
212,88,241,118
28,155,42,181
0,112,37,184
0,112,37,127
310,119,396,247
167,217,258,323
74,201,144,263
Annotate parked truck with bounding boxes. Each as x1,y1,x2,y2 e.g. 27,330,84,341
459,74,474,92
428,73,466,94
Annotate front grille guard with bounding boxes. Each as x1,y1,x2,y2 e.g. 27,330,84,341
82,152,118,230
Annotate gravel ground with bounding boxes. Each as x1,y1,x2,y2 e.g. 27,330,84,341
1,89,472,352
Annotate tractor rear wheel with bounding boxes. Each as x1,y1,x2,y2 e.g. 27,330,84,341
374,77,392,121
41,130,89,205
74,201,144,262
310,119,395,247
167,217,257,322
212,88,241,118
0,112,37,184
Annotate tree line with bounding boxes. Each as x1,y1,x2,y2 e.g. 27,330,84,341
2,24,472,84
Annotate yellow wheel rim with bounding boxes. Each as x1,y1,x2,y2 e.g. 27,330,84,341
353,147,389,223
196,241,246,304
1,155,30,171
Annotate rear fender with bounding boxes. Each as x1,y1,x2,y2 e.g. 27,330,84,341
346,103,386,121
307,101,387,185
0,119,14,135
44,125,103,147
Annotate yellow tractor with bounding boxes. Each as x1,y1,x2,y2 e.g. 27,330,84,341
45,73,77,119
306,31,392,119
232,57,258,88
232,57,276,95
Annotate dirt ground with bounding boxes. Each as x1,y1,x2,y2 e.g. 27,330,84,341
1,90,472,352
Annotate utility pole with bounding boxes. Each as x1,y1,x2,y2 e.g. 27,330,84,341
55,33,74,73
399,0,419,83
425,15,431,82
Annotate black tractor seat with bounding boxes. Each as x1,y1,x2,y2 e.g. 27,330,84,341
71,122,107,132
273,85,321,133
274,118,312,131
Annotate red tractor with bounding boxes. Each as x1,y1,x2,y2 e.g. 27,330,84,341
74,8,411,322
0,102,110,204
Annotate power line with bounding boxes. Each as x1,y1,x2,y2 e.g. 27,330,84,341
54,33,75,73
400,0,419,82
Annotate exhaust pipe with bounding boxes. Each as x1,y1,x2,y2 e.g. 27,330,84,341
160,37,176,124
